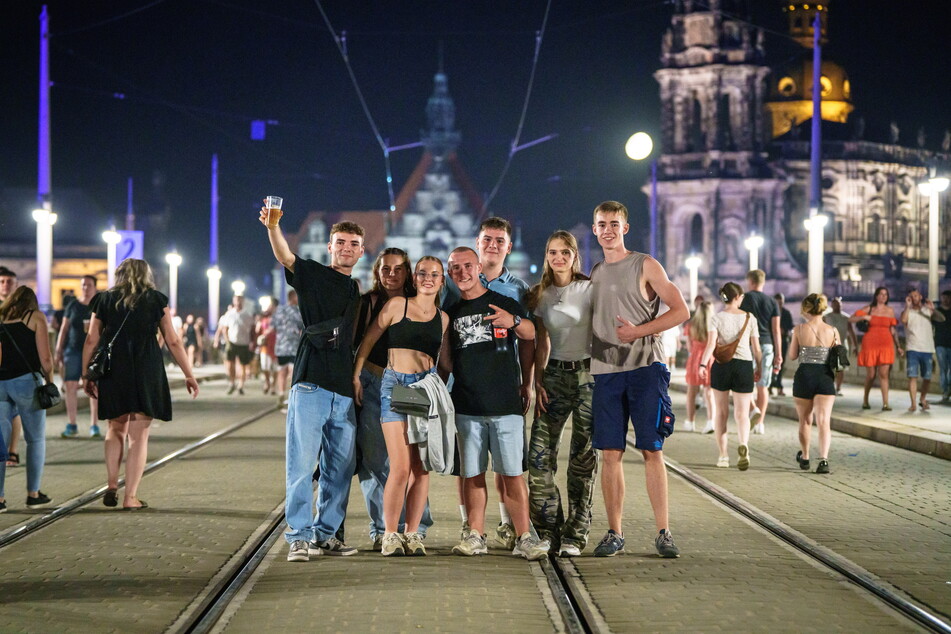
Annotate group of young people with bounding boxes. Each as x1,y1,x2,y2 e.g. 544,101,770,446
261,200,688,562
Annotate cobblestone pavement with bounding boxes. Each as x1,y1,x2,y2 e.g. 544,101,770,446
0,378,946,633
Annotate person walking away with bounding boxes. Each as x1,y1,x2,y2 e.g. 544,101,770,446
272,290,303,408
823,298,858,395
788,294,838,474
589,201,687,558
698,283,762,470
214,296,254,395
739,270,781,434
256,299,278,394
850,287,902,411
0,287,55,512
181,314,202,371
934,290,951,403
900,289,945,412
685,301,716,433
55,275,100,438
260,202,364,562
443,247,548,561
352,256,449,557
82,259,199,510
769,293,794,396
526,230,597,557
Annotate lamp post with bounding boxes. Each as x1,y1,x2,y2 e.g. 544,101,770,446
101,229,121,287
206,267,222,330
744,234,764,272
918,175,949,300
625,131,658,259
685,255,702,308
804,214,828,295
32,206,57,311
165,252,182,314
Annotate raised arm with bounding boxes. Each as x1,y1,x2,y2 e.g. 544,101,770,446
260,206,296,273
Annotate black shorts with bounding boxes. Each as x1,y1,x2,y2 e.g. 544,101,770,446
277,355,295,366
792,363,836,399
710,359,754,394
225,343,254,365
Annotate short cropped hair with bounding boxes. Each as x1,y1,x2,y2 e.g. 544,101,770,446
329,221,365,240
478,217,513,238
593,201,628,223
0,266,16,278
449,246,479,260
82,275,98,286
746,269,766,286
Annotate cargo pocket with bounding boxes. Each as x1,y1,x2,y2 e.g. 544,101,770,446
654,363,675,437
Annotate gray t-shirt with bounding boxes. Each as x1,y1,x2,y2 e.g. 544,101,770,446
535,280,592,362
590,251,664,375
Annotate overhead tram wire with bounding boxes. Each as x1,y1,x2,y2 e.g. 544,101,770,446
478,0,553,221
312,0,399,212
50,0,171,38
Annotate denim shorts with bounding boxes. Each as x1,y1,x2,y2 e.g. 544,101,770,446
63,349,83,381
380,368,434,423
455,413,525,478
592,362,675,452
905,350,933,380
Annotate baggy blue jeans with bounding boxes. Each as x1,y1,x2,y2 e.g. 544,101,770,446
936,346,951,396
0,373,47,498
285,382,356,544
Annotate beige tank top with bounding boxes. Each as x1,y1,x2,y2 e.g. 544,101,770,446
590,251,664,374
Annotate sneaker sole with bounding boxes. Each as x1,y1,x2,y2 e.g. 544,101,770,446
26,502,53,508
594,549,623,557
319,549,357,556
514,549,548,561
287,554,309,562
405,548,426,556
381,550,405,557
737,446,750,471
452,547,487,556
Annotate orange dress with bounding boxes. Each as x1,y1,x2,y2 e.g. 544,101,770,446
684,322,712,387
856,309,897,367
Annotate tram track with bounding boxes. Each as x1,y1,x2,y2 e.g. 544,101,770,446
656,438,951,634
0,404,279,550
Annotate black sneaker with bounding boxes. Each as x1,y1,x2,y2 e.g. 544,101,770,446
26,492,52,507
594,530,625,557
655,529,681,558
227,384,236,395
0,500,7,513
815,460,830,474
796,450,810,471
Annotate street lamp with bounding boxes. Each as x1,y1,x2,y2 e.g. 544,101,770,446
625,131,658,259
918,175,949,300
101,229,121,288
32,206,57,311
685,255,702,308
231,280,246,297
804,213,829,295
206,266,222,330
165,252,182,314
744,234,764,272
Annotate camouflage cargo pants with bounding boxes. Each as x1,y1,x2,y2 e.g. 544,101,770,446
528,365,598,548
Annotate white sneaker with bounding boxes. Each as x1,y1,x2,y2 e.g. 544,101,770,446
287,540,309,562
558,543,582,557
701,420,715,434
496,522,517,550
452,532,487,556
381,532,405,557
404,532,427,556
752,422,765,435
716,456,730,468
681,420,695,432
513,532,550,561
751,406,761,416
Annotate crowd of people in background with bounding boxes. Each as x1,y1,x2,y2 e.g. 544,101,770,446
1,199,949,560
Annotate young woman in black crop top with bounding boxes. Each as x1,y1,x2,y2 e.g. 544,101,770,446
353,256,449,557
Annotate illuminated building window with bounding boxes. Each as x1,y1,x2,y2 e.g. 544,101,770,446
820,76,832,96
778,76,796,96
843,79,851,99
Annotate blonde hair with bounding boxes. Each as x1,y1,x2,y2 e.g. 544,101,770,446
801,293,828,316
0,286,39,322
112,258,156,309
746,269,766,286
527,230,589,312
593,200,628,223
688,301,712,343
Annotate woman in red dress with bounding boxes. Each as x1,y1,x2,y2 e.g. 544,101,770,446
684,301,716,433
850,286,903,411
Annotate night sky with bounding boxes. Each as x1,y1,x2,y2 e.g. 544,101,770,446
2,0,950,313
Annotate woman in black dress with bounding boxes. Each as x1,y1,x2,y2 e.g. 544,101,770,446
82,259,199,509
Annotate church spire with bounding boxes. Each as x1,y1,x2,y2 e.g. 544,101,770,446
422,63,461,158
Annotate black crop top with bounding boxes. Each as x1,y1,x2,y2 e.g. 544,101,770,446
0,316,42,381
387,298,442,363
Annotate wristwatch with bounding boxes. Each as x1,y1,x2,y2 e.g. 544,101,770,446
512,314,522,328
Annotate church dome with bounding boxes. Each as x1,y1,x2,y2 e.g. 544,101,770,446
769,53,851,103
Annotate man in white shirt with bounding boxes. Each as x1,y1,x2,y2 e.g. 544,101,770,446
214,295,255,395
901,289,946,411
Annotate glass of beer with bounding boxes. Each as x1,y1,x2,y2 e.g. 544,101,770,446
264,196,283,227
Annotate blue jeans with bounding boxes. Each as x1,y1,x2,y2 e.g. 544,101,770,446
285,382,356,544
0,373,47,498
936,346,951,395
357,369,433,538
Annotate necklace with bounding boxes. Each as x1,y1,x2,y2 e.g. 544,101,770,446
553,283,570,304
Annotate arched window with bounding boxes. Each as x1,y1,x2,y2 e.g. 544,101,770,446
690,214,704,253
689,96,704,151
718,94,734,150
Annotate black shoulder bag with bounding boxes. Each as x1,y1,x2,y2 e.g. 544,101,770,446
86,309,132,381
855,305,872,333
0,319,61,410
302,285,361,351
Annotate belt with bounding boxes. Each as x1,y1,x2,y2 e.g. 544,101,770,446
547,358,590,371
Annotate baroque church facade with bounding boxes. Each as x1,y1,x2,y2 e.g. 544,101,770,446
656,0,949,300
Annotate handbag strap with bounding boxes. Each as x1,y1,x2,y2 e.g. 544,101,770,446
0,319,45,385
103,306,133,350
